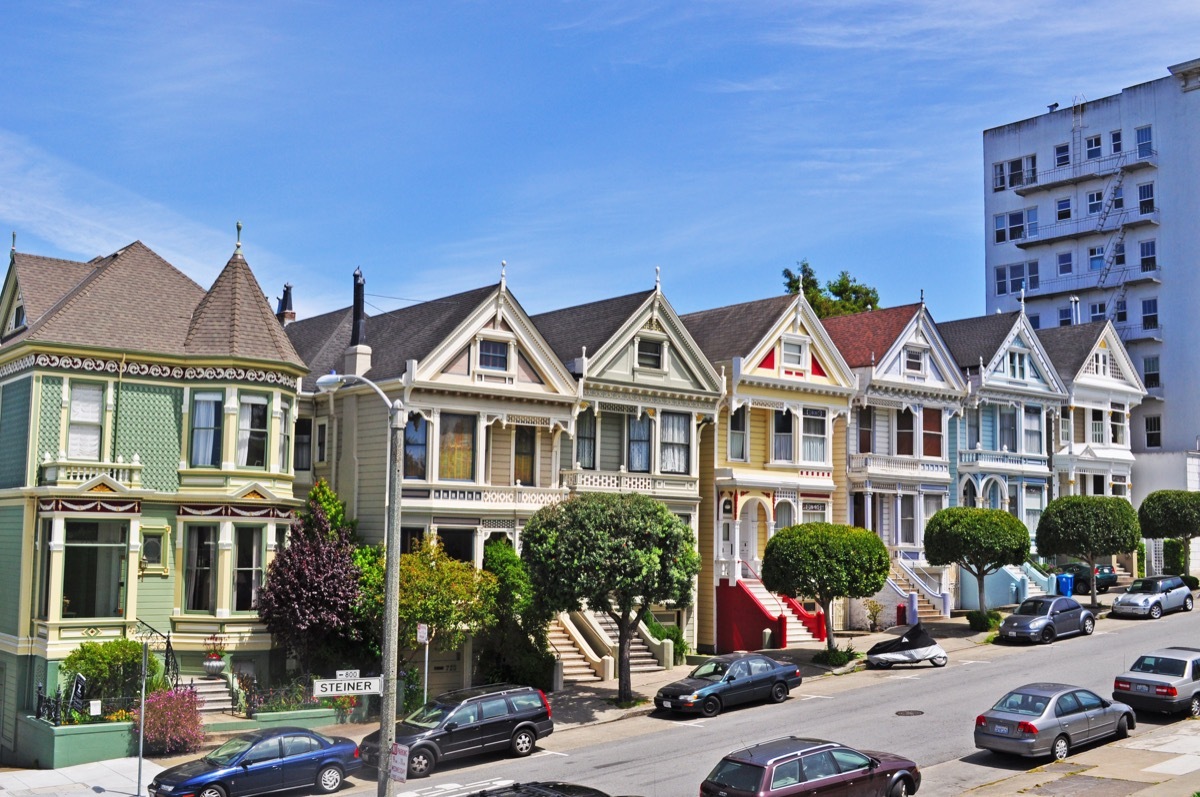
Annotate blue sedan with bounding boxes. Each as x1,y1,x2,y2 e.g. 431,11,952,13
653,652,803,717
148,726,363,797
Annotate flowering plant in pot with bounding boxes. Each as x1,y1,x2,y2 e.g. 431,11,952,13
202,633,227,677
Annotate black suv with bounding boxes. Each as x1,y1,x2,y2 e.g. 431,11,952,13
360,683,553,778
701,736,921,796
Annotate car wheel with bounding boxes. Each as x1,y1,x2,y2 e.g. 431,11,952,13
1190,694,1200,718
1073,582,1087,595
1099,586,1109,594
1186,596,1195,612
1040,626,1056,644
931,655,948,667
199,787,227,797
1052,735,1070,761
1150,603,1163,620
873,660,893,669
700,696,722,718
769,682,788,703
315,765,342,794
1115,715,1130,740
408,748,436,778
1082,617,1095,635
888,777,913,797
511,728,536,757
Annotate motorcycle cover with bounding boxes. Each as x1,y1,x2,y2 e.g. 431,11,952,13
866,620,948,666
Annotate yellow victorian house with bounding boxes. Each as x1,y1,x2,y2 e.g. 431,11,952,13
681,294,856,654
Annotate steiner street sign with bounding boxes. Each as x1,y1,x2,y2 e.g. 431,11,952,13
312,677,381,696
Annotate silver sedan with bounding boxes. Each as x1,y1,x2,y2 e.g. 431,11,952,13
974,682,1135,761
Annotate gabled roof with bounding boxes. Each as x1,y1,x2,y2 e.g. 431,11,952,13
938,311,1022,370
530,290,655,365
679,294,797,362
819,304,922,368
286,284,499,389
1035,322,1109,381
8,252,104,327
186,248,305,367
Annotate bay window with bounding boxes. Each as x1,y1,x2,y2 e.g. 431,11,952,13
801,408,826,463
278,399,291,471
237,394,269,468
728,406,747,461
858,406,873,453
999,406,1017,452
627,415,651,472
62,521,127,618
660,412,690,474
293,418,312,471
404,415,428,479
772,410,794,462
576,409,596,469
234,526,263,612
438,413,476,481
184,525,218,613
68,382,104,460
896,409,914,456
1023,407,1043,454
922,408,943,458
514,426,536,484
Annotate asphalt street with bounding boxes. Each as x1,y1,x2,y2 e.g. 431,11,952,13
382,606,1200,797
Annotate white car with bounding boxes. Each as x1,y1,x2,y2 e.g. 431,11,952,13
1111,575,1193,619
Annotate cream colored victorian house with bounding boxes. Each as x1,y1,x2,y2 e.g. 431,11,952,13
681,295,856,653
531,284,723,653
286,270,579,694
0,239,306,765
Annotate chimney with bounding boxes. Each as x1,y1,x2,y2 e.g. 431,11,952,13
275,283,295,326
344,268,372,376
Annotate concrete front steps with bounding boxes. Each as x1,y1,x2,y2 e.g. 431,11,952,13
1003,564,1048,598
887,564,942,622
182,675,235,715
591,613,664,673
548,618,601,683
740,578,816,645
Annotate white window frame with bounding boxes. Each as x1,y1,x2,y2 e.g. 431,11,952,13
1143,355,1160,389
1055,143,1070,167
237,393,270,469
1088,246,1104,271
1136,125,1153,159
1140,240,1157,271
635,337,666,371
1023,406,1042,454
1058,307,1072,327
1142,298,1159,330
1145,415,1162,448
1089,302,1106,322
1110,130,1122,154
4,292,25,334
477,338,511,372
772,409,794,464
1008,351,1027,380
1110,403,1127,447
994,207,1038,244
1087,190,1103,215
904,347,925,375
1085,135,1102,160
1056,197,1071,221
1057,252,1072,275
728,405,748,462
1138,182,1155,215
67,382,105,461
800,408,827,465
780,336,810,372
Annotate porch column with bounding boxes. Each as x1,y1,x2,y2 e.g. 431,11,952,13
731,504,741,586
427,409,440,483
221,387,237,471
125,518,141,621
47,517,66,623
216,520,233,619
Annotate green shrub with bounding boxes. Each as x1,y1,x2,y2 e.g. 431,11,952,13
61,639,160,700
1182,575,1199,591
1138,541,1146,577
967,610,1002,632
812,642,859,668
644,613,689,665
1165,539,1186,575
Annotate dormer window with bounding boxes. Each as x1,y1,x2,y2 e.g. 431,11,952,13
6,297,25,333
904,348,925,374
479,339,509,371
782,341,805,367
1008,352,1027,380
637,339,663,370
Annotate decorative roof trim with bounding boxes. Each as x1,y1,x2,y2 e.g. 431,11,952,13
0,354,35,380
31,353,301,389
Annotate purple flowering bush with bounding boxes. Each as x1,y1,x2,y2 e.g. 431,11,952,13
134,688,205,755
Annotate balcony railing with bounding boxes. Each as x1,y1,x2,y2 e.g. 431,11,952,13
560,468,700,497
1115,321,1163,343
1014,209,1159,249
418,484,568,509
957,449,1049,473
848,454,949,480
40,453,142,488
1013,150,1157,196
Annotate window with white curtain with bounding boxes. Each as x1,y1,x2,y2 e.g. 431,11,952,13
627,415,651,473
68,382,104,460
801,408,826,463
774,502,793,529
185,525,218,613
1023,407,1042,454
237,394,269,468
234,526,263,612
278,399,291,471
999,407,1017,452
728,406,747,461
923,494,942,527
899,495,916,545
576,409,596,469
660,412,690,474
801,501,826,524
773,410,794,462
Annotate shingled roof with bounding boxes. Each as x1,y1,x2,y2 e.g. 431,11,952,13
186,248,305,367
531,290,654,366
820,303,922,368
679,294,796,363
937,311,1022,371
285,284,499,390
1036,321,1107,381
8,251,105,330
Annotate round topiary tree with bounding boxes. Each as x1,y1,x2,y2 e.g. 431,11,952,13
1138,489,1200,576
1037,495,1140,607
924,507,1030,614
761,523,889,651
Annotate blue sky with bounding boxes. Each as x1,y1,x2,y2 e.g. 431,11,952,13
3,2,1199,324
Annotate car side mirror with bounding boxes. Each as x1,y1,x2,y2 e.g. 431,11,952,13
1101,699,1111,708
725,675,736,682
445,722,459,732
868,757,879,770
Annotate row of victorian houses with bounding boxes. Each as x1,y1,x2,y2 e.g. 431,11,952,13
0,238,1145,762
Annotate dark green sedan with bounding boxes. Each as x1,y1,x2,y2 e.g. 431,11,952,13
653,653,803,718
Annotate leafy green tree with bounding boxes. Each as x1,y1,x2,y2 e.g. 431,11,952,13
924,507,1030,613
61,638,161,699
1138,490,1200,574
349,544,386,658
304,477,356,537
522,492,701,704
474,539,555,689
782,259,880,319
761,523,889,651
1037,496,1140,607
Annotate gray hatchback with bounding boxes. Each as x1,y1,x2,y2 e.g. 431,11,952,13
997,596,1095,644
1110,575,1194,619
974,683,1135,761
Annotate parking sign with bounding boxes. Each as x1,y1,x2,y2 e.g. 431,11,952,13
389,742,408,782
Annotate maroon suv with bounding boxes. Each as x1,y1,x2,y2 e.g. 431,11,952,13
700,736,920,797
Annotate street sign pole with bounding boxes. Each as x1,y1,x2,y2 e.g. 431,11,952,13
417,623,429,704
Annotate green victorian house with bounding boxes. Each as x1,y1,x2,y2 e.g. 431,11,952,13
0,236,306,764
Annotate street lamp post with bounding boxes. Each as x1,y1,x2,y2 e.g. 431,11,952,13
315,372,403,797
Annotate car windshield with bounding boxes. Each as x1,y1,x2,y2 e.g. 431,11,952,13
204,735,257,766
1131,656,1187,677
992,691,1049,715
706,759,765,791
402,701,454,729
1014,600,1050,616
1127,580,1159,593
690,659,730,681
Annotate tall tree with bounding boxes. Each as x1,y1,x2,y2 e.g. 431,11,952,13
924,507,1030,613
522,492,701,704
1138,490,1200,574
761,523,889,651
474,538,555,689
782,259,880,318
1037,496,1140,607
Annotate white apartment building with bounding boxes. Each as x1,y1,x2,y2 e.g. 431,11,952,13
983,58,1200,502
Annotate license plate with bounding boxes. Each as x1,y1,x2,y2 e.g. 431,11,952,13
994,724,1010,734
662,700,672,708
1007,631,1017,637
1136,684,1150,693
